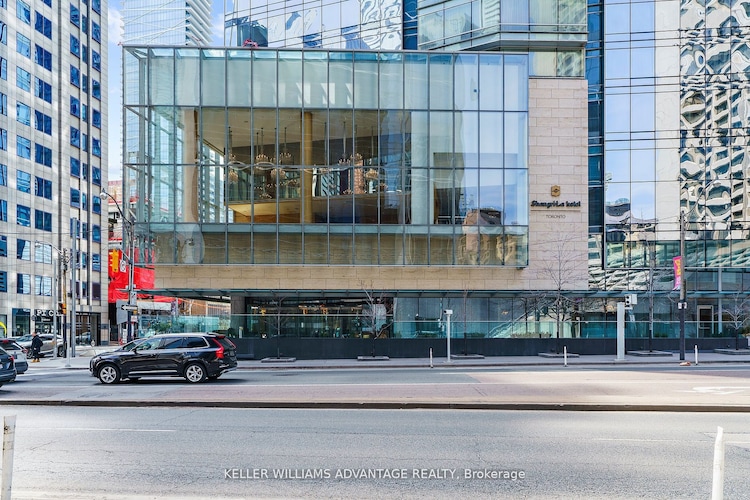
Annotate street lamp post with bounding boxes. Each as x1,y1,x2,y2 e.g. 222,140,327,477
100,190,136,343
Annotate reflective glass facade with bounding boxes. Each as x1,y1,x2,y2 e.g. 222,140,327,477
124,47,530,267
224,0,407,49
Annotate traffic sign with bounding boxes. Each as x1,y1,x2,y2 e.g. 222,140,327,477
121,305,138,312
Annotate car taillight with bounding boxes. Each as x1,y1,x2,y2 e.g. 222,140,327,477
211,338,224,359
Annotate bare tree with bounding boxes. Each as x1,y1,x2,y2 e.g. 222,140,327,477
723,290,750,350
264,292,293,359
360,280,393,357
535,233,588,352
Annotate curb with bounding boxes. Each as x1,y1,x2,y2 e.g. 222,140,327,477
0,399,748,412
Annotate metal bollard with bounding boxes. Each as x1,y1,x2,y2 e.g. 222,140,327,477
1,415,16,500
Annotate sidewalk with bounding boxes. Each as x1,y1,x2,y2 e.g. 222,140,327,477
30,346,750,371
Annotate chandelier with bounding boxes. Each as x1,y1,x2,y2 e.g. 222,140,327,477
276,127,294,165
255,128,269,164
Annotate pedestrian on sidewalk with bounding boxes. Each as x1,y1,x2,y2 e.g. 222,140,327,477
30,332,43,363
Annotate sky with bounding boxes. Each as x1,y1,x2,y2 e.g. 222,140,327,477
107,0,226,179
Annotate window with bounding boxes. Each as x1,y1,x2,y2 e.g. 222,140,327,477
42,0,51,7
92,282,100,301
34,111,52,134
92,225,101,242
16,33,30,58
92,254,101,272
71,157,80,177
92,50,100,71
0,57,6,79
0,272,6,293
70,96,80,117
35,276,52,296
16,0,30,24
0,164,6,186
16,102,30,125
82,162,88,179
17,240,31,261
82,74,88,93
81,45,87,63
35,144,52,167
35,13,52,38
35,176,52,199
70,4,79,27
17,170,31,193
92,21,100,42
34,78,52,102
81,104,87,122
17,68,31,91
92,195,101,214
70,65,79,87
0,92,5,115
0,236,6,257
16,205,31,226
0,200,6,222
34,209,52,231
81,15,88,34
92,0,100,14
92,138,101,157
82,133,88,151
92,109,101,128
82,192,88,210
0,21,7,45
0,129,5,151
70,127,80,148
70,35,80,57
92,79,100,99
17,135,31,159
70,188,80,207
17,274,31,294
34,45,52,71
92,166,101,185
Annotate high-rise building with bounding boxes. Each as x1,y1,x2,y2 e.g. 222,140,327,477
0,0,108,343
121,0,750,358
587,1,750,342
122,0,590,358
122,0,212,46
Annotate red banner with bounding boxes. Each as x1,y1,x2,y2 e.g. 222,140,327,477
107,249,167,302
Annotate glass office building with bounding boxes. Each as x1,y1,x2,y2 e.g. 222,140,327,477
585,0,750,342
122,46,589,355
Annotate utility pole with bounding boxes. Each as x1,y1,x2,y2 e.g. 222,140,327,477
679,211,686,361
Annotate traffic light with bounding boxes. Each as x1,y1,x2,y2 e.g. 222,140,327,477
59,302,67,315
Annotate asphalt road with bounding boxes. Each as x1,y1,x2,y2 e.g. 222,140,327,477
2,406,749,499
3,364,750,411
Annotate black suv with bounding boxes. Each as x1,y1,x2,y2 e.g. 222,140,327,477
90,333,238,384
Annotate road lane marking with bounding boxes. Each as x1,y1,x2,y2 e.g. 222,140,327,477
686,386,750,395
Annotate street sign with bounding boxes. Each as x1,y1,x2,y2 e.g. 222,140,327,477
121,305,138,312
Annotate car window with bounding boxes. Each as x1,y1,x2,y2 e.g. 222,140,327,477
136,338,161,351
184,337,207,349
215,337,236,350
160,337,184,349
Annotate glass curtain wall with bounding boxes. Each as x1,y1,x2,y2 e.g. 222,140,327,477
123,47,529,266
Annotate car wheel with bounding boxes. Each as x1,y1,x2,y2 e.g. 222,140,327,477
184,363,207,383
97,364,121,384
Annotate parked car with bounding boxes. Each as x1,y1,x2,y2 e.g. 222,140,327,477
90,333,238,384
13,334,64,356
0,339,28,374
0,348,17,387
